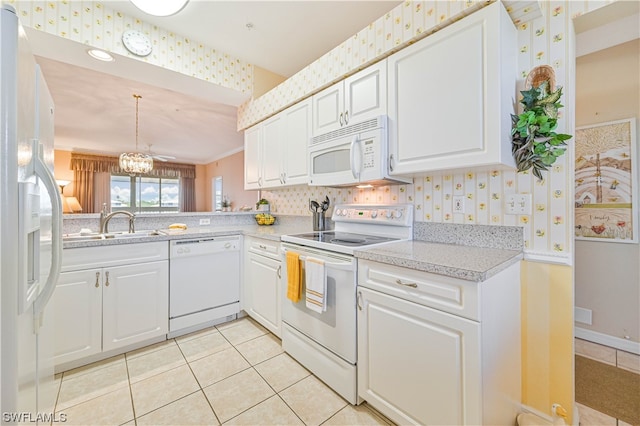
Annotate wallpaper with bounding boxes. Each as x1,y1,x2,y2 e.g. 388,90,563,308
6,0,253,95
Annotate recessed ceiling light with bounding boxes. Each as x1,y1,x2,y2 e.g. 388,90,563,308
87,49,114,62
130,0,189,17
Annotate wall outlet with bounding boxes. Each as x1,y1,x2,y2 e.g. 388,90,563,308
199,218,211,225
453,195,465,213
505,194,532,215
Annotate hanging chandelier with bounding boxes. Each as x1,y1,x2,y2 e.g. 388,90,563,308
119,94,153,175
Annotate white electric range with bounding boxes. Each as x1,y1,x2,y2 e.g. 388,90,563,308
280,204,413,404
281,204,413,254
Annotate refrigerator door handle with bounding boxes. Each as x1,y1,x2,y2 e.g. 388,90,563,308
32,141,63,331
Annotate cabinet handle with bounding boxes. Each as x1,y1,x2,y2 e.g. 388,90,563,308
389,154,394,172
224,242,232,249
258,177,263,187
357,291,363,311
277,265,282,279
339,112,344,127
282,172,286,184
395,279,417,288
95,271,100,288
344,110,349,125
105,271,110,287
259,244,267,249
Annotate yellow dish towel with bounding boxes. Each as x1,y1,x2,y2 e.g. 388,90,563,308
286,251,301,302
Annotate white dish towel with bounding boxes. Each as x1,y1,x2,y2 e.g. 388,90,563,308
305,257,326,313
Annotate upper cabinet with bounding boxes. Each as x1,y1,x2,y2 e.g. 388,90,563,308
244,97,311,190
312,61,387,136
244,125,263,190
387,2,517,175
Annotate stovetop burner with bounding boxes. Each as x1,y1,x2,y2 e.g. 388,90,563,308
281,204,414,255
286,231,398,247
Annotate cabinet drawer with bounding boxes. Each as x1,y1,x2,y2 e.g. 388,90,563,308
62,241,168,272
246,237,280,260
358,259,480,321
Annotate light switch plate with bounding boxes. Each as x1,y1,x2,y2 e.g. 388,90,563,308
453,196,465,213
505,194,532,215
199,218,211,225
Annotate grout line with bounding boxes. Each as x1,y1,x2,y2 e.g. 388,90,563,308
124,348,138,425
274,393,308,426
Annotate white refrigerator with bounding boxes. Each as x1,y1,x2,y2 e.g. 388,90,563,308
1,4,62,422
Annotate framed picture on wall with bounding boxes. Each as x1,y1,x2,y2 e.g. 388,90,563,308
575,118,638,243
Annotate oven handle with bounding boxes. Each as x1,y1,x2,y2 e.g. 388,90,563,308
281,248,355,271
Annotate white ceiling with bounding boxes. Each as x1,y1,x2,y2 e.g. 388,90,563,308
29,1,402,165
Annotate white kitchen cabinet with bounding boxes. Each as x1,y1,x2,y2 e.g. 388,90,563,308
387,2,516,174
243,237,281,337
102,261,169,352
244,98,311,189
244,125,262,189
281,99,311,185
52,242,168,369
53,269,102,365
357,259,521,425
312,60,386,136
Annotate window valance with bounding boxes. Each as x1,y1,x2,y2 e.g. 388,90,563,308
70,153,196,179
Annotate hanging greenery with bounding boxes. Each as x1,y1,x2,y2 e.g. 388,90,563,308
511,79,572,180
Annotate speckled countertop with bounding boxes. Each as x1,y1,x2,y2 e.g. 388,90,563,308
354,240,522,282
63,217,523,282
62,223,311,249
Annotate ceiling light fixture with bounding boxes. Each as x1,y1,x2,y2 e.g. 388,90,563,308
119,94,153,175
130,0,189,17
87,49,114,62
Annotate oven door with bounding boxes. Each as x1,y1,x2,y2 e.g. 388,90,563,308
281,243,357,363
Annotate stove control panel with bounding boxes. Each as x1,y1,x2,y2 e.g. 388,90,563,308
332,204,413,226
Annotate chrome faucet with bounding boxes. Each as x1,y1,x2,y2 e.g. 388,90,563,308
99,203,135,234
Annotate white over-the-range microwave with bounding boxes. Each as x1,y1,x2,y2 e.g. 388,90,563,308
308,115,412,187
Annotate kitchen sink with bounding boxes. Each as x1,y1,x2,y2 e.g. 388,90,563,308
63,230,161,242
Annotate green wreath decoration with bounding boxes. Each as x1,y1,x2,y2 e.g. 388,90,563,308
511,77,572,180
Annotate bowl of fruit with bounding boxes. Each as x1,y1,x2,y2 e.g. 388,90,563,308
255,213,276,226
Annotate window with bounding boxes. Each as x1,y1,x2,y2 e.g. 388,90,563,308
110,174,179,213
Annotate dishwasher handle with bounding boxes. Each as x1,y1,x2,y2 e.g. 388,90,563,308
171,237,239,257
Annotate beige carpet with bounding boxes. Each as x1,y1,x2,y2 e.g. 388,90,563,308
575,355,640,425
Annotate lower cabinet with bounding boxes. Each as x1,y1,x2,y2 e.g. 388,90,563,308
243,237,282,337
53,242,169,368
357,259,521,425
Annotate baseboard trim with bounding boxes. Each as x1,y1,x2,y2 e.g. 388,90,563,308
518,404,579,426
575,327,640,355
519,404,553,423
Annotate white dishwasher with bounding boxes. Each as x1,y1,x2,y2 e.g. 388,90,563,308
169,235,240,337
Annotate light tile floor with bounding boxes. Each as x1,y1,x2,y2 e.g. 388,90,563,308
575,338,639,426
53,317,392,426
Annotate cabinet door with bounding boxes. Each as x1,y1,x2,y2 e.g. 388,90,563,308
282,98,311,185
244,125,263,189
344,60,387,126
387,2,515,174
52,269,102,366
357,287,481,426
312,81,344,136
245,251,281,337
262,114,284,188
102,261,168,352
